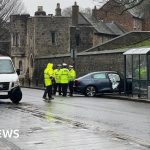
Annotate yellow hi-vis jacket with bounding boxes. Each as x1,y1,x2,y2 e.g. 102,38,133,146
60,68,69,84
44,63,54,86
69,69,76,82
54,69,61,83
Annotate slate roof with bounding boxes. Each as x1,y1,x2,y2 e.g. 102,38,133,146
79,13,125,36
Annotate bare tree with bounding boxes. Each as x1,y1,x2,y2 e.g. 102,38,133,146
62,6,72,17
0,0,25,22
0,0,25,40
94,0,145,13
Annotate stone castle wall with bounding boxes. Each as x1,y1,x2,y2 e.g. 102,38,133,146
32,51,124,86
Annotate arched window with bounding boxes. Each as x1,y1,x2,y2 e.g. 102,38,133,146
19,60,23,71
30,55,34,68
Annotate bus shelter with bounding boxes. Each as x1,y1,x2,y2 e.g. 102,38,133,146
123,48,150,99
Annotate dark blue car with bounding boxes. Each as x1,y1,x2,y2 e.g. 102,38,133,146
74,71,124,97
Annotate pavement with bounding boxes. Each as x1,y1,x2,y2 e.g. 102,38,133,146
101,93,150,103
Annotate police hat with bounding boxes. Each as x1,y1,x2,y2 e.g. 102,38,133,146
69,65,73,68
57,64,62,67
62,63,67,66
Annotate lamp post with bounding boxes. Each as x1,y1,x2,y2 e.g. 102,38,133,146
73,27,80,68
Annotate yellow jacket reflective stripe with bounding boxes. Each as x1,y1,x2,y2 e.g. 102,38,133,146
60,68,69,84
54,69,61,83
44,63,54,86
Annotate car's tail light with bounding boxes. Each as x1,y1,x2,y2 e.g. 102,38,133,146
75,80,80,86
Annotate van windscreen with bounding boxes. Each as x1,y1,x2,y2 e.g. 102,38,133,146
0,59,15,74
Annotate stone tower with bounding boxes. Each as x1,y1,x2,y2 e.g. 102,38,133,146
10,14,30,80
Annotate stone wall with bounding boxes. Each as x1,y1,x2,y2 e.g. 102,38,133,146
0,41,10,55
29,16,71,57
70,26,94,52
86,31,150,52
32,50,124,86
10,14,30,56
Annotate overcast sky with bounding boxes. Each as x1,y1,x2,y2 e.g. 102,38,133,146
23,0,99,16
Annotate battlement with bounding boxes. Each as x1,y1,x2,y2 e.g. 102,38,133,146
10,14,30,22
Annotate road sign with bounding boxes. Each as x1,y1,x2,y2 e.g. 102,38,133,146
70,49,77,59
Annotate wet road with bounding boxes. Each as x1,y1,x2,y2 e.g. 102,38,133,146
0,88,150,150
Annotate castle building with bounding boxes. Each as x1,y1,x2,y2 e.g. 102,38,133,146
10,2,143,82
10,4,71,80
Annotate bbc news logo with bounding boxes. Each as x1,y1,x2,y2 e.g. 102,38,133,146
0,129,19,139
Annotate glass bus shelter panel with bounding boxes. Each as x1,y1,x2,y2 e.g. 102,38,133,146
148,55,150,80
133,55,139,80
140,55,147,80
126,55,132,78
140,80,148,97
132,80,140,95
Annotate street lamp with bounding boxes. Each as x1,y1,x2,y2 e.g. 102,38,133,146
73,27,80,68
75,27,80,46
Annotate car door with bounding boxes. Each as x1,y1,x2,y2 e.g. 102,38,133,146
92,73,112,92
108,73,121,91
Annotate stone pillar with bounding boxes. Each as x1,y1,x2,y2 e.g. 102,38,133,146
55,3,61,16
72,2,79,26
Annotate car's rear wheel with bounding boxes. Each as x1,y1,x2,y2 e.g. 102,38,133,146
85,86,97,97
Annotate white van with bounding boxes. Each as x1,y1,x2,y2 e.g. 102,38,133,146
0,56,22,104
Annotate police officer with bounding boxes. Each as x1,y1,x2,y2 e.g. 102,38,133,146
68,65,76,96
43,63,54,101
60,63,69,97
53,64,62,95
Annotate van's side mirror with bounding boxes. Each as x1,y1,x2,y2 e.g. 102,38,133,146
16,69,20,75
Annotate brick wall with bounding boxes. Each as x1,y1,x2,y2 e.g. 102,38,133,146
96,0,134,32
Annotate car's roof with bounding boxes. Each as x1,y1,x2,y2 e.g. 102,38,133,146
0,56,11,60
77,71,118,79
87,71,118,75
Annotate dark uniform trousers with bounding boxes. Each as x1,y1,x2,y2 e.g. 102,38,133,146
69,81,74,96
61,83,68,96
43,85,52,99
53,83,62,95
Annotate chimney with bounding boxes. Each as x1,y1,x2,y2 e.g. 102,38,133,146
92,6,97,20
72,2,79,26
55,3,61,16
35,6,46,16
38,6,43,11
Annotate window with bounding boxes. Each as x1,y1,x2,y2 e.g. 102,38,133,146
140,55,147,80
51,32,56,44
19,60,23,71
108,73,120,89
133,55,140,79
0,60,15,74
93,73,107,79
11,33,20,47
30,55,34,68
126,55,132,78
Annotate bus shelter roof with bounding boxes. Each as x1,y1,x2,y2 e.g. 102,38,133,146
123,48,150,55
